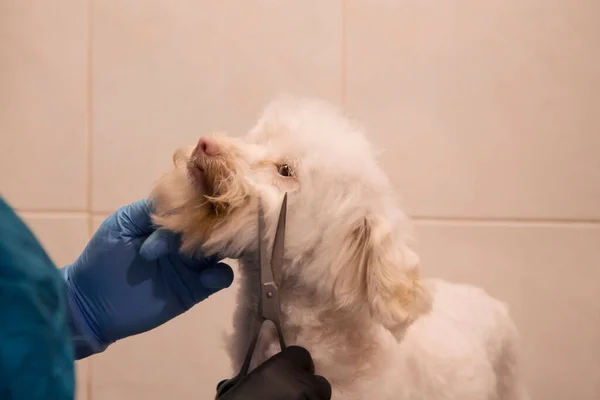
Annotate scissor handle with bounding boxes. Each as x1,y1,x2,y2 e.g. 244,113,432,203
214,312,263,398
215,378,237,399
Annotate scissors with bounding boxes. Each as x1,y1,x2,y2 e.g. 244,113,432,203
215,193,289,399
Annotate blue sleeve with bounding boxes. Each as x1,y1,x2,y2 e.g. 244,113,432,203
0,196,75,400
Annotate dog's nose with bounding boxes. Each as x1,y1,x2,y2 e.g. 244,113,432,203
196,137,220,157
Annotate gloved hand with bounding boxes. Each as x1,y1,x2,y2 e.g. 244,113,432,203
62,199,234,359
217,346,332,400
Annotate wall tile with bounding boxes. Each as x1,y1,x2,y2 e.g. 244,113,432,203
92,293,238,400
91,0,342,213
19,213,89,267
18,213,90,399
412,221,600,400
345,0,600,220
74,360,89,400
0,1,88,210
90,215,240,399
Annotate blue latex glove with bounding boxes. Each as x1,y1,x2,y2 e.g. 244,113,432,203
62,199,234,359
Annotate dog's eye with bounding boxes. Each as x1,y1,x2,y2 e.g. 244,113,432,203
277,164,293,177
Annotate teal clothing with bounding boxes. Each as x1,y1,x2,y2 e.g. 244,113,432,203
0,196,74,400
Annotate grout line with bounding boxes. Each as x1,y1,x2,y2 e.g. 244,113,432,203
85,2,94,399
340,0,347,109
90,213,110,219
86,0,94,218
412,216,600,227
15,210,600,227
16,210,88,218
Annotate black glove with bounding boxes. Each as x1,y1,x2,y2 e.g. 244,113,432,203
217,346,332,400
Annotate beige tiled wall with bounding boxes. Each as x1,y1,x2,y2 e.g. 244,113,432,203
1,1,599,399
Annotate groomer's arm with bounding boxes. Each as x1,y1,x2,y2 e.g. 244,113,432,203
0,196,75,399
60,199,234,359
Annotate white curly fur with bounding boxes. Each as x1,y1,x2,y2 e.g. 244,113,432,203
149,96,529,400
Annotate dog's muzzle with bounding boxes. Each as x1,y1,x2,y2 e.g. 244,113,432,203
187,136,248,216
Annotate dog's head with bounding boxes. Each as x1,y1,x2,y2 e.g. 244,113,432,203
150,97,431,335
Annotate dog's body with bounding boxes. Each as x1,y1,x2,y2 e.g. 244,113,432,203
229,262,527,400
150,97,529,399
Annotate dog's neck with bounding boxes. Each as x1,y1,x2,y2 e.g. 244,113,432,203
227,251,396,386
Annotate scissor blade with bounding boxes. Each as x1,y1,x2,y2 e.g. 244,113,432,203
270,192,287,286
257,199,272,285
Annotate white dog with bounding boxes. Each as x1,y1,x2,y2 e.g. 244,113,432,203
149,97,529,400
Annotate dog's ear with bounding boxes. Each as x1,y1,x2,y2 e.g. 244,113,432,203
334,215,431,338
364,216,431,336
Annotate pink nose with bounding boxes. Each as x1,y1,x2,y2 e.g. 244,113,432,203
196,137,220,156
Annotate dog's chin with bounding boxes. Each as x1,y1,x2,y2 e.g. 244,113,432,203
148,173,216,249
186,160,208,195
185,156,227,213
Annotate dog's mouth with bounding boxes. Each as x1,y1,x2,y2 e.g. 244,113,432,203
187,156,209,193
186,152,248,216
